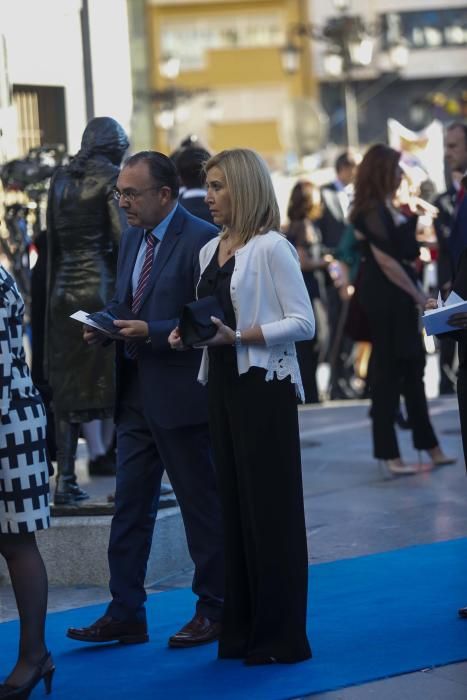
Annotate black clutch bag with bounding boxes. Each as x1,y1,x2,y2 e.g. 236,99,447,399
179,296,225,347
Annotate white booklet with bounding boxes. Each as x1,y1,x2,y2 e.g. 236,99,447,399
422,291,467,336
70,310,122,339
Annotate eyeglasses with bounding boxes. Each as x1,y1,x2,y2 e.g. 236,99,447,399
112,186,163,202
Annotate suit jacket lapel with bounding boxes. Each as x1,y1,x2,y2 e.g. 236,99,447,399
137,206,184,310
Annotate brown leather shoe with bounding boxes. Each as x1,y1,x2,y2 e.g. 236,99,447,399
168,614,221,648
458,606,467,618
66,615,149,644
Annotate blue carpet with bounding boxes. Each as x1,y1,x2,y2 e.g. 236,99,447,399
1,538,467,699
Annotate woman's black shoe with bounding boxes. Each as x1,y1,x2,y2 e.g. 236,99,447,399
0,651,55,698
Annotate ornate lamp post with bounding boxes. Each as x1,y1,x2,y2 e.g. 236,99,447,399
281,0,409,147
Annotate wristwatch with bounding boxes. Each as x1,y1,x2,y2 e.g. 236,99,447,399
234,329,242,347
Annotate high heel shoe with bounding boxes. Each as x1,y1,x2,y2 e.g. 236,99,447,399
427,447,456,468
0,651,55,699
380,459,418,477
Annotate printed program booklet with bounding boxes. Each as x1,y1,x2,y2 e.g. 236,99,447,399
422,291,467,335
70,304,137,339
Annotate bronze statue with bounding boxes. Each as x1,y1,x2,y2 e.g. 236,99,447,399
45,117,129,504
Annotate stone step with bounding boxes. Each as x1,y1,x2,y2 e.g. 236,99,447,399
0,506,191,587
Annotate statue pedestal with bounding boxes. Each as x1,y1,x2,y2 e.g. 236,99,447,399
0,506,191,587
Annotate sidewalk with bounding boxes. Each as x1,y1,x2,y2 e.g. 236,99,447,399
1,394,466,698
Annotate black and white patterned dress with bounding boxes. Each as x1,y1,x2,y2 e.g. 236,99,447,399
0,266,50,534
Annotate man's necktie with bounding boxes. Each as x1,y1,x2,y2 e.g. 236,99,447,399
127,232,157,359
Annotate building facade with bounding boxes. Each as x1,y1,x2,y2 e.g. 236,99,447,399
146,0,317,165
308,0,467,145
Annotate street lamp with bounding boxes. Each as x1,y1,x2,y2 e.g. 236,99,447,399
280,0,409,147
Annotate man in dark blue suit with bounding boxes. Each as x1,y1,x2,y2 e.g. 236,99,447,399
67,151,224,648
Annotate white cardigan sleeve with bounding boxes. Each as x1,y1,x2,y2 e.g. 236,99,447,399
260,238,315,347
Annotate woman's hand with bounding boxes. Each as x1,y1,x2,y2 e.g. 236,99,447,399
409,196,439,218
168,326,187,351
425,298,438,311
194,317,236,348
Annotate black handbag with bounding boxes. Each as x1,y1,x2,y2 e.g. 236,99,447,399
179,296,225,346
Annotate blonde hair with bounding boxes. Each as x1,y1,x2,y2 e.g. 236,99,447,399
205,148,281,244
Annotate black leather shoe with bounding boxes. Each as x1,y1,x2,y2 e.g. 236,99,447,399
458,606,467,618
54,482,89,505
168,614,221,648
67,615,149,644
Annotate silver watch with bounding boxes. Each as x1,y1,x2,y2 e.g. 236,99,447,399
234,329,242,347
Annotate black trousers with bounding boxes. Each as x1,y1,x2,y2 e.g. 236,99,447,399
369,326,438,460
457,366,467,470
296,339,320,403
208,359,311,663
326,286,355,398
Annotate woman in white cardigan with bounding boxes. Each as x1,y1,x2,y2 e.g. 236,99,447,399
169,148,314,665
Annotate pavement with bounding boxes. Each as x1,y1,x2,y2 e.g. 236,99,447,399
1,355,467,698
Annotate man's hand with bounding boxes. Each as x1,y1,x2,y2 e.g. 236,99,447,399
168,326,187,351
448,312,467,329
425,298,438,311
83,325,107,345
194,317,235,348
113,319,149,339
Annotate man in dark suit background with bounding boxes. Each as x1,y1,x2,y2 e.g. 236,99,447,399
176,147,214,224
436,123,467,394
318,151,357,400
67,151,224,648
434,170,462,395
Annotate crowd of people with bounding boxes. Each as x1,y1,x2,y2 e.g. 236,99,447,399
0,116,466,696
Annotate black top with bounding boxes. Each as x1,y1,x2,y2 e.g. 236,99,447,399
354,203,422,359
198,244,237,365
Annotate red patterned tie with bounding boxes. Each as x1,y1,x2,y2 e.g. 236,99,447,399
127,232,157,359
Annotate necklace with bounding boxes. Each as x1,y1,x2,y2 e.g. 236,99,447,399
224,235,241,257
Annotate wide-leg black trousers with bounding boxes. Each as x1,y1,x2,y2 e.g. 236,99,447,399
208,359,311,663
368,315,438,460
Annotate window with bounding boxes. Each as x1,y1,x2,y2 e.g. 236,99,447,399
382,9,467,50
160,13,286,71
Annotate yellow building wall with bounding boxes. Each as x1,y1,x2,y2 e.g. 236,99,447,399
147,0,315,160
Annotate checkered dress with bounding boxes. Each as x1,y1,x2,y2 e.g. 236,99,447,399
0,266,50,534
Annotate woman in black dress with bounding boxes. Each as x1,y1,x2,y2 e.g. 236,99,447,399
350,144,453,475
